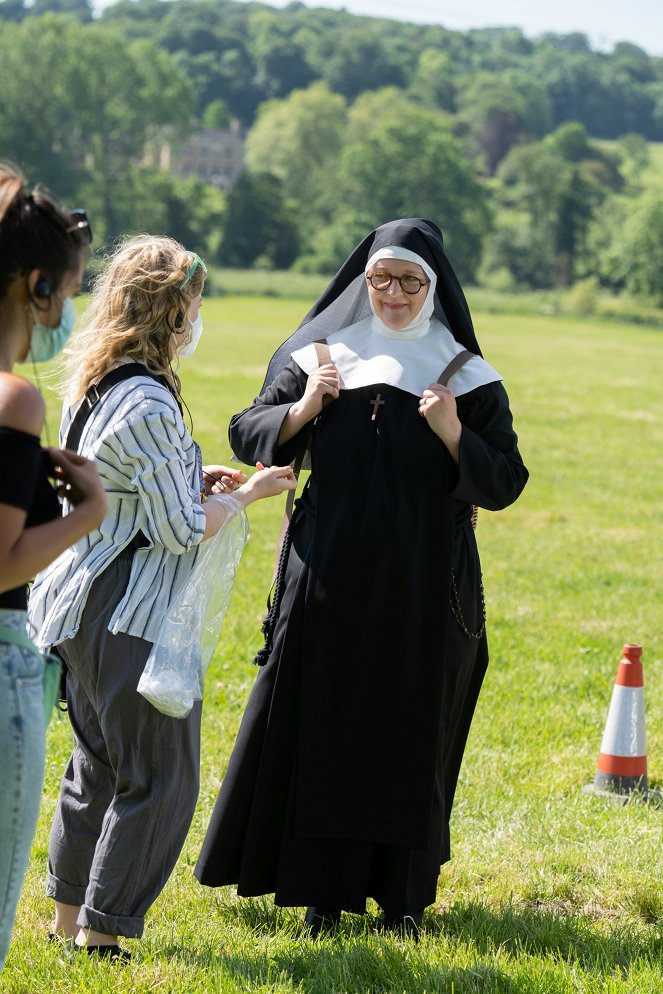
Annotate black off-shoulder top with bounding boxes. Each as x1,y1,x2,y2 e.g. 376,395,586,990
0,426,60,610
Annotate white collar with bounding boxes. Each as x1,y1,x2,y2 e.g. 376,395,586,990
291,316,501,398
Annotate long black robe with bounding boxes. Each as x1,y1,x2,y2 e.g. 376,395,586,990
195,361,528,915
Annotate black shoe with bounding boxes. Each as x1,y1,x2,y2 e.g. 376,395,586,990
304,906,342,936
382,911,423,939
60,939,131,964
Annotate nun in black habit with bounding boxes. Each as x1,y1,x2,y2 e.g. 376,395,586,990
195,218,528,933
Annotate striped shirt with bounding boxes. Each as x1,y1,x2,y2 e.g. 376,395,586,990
28,375,207,649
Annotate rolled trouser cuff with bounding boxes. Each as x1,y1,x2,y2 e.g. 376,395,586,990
45,870,87,907
77,903,144,939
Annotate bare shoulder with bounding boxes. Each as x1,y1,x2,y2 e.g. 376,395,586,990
0,372,45,436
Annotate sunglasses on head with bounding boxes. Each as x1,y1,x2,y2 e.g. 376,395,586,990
179,252,207,289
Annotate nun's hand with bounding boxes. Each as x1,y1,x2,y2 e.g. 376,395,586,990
418,384,462,464
297,364,340,420
278,364,340,445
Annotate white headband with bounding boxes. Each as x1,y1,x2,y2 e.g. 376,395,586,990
366,246,436,285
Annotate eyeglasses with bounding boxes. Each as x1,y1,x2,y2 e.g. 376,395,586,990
179,252,208,289
367,271,430,294
66,209,92,246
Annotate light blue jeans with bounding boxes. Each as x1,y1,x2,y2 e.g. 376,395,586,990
0,608,45,970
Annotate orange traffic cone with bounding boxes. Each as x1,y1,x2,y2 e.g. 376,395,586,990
584,644,661,803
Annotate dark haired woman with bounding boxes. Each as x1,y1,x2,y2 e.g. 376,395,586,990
0,162,106,968
196,218,528,935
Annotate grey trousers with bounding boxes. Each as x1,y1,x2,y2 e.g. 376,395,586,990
46,549,202,938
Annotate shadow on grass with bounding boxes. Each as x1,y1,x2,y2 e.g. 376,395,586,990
217,946,518,994
162,936,517,994
431,900,662,972
155,897,520,992
159,897,661,993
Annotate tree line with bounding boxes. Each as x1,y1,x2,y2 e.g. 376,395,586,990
1,0,662,302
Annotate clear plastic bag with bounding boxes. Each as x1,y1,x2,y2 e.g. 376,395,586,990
137,495,249,718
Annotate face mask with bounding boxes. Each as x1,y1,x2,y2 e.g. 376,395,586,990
25,297,77,364
179,314,203,357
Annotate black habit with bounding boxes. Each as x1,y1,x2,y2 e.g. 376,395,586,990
195,218,528,917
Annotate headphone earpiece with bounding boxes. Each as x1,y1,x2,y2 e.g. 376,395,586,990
34,276,52,299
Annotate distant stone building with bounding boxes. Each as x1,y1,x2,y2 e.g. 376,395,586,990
145,120,246,190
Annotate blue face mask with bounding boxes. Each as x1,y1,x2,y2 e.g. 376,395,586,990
25,297,77,364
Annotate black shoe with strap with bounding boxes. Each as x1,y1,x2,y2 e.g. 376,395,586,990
59,939,131,964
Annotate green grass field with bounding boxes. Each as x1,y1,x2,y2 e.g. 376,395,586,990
5,297,662,993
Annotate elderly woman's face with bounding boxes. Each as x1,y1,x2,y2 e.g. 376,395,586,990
366,258,430,331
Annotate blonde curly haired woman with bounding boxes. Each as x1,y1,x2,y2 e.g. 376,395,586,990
28,235,295,962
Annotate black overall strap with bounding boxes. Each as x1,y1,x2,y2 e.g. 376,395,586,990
65,363,171,453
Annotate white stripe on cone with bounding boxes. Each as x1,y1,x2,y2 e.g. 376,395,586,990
599,685,647,757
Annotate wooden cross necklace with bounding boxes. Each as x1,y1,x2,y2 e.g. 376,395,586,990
369,386,392,421
370,393,386,421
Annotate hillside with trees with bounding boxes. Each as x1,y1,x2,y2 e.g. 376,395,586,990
1,0,662,301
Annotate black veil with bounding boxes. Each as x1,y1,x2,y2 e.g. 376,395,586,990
260,218,482,392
